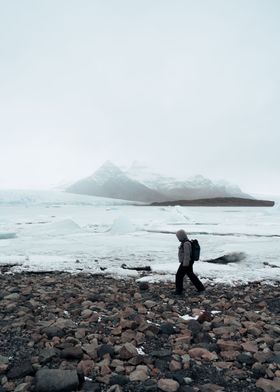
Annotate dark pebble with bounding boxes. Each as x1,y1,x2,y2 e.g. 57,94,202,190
139,282,149,291
42,326,65,338
159,323,176,335
141,379,157,391
150,349,172,358
236,353,255,366
35,368,79,392
61,347,83,360
7,360,34,379
186,320,202,336
83,381,101,391
39,348,60,364
110,374,129,385
97,344,115,358
178,387,196,392
154,358,169,371
272,354,280,364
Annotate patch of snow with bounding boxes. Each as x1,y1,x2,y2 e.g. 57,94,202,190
180,314,198,321
147,320,160,326
136,347,146,355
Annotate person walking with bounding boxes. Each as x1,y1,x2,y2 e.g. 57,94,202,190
175,229,205,295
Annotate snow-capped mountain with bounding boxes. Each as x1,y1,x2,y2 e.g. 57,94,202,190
66,161,251,202
125,162,251,200
66,161,165,203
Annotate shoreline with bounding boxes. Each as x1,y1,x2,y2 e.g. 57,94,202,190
2,261,280,287
150,197,275,207
0,271,279,391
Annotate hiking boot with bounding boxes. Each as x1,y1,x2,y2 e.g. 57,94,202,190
173,291,183,296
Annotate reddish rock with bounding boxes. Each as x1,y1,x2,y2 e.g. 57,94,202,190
88,313,101,323
119,343,138,359
100,364,111,376
175,331,192,344
226,369,247,380
217,339,241,351
158,378,180,392
215,362,233,369
144,300,157,309
0,363,8,374
246,311,262,322
188,348,218,361
197,311,213,323
77,359,95,376
135,332,145,345
112,326,122,336
257,301,267,308
121,330,136,343
169,360,182,371
120,319,136,330
256,377,280,392
220,351,239,361
136,305,147,314
111,359,124,368
53,318,76,329
129,365,149,381
81,309,93,319
82,343,98,359
241,341,258,353
223,316,241,327
75,329,86,339
248,327,262,337
213,326,237,335
96,374,111,384
254,351,274,363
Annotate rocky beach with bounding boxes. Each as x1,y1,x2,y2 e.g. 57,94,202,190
0,269,279,392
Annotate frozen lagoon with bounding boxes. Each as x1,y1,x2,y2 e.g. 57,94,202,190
0,190,279,285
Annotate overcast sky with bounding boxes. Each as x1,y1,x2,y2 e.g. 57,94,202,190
0,0,279,195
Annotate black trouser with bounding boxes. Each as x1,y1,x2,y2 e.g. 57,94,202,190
176,262,205,293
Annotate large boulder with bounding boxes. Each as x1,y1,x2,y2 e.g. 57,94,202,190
35,369,79,392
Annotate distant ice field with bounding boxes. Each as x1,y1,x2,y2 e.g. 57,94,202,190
0,190,279,285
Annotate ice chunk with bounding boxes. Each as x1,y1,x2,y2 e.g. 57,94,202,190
0,232,17,240
43,219,82,235
109,215,135,235
166,206,189,224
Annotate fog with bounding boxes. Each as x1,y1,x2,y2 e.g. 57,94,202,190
0,0,279,195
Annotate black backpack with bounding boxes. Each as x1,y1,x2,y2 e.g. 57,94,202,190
189,239,200,261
